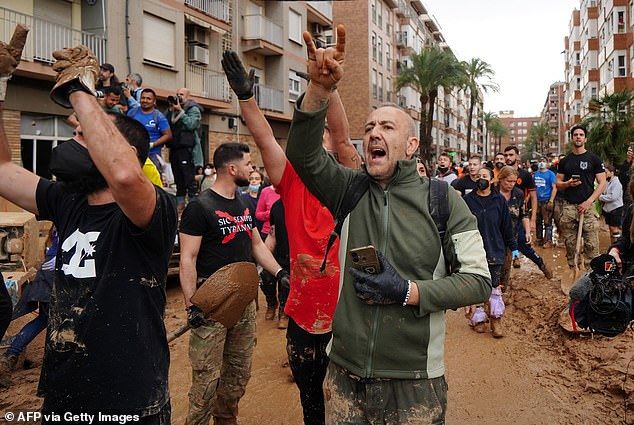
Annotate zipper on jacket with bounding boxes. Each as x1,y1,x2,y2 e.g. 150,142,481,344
365,189,390,377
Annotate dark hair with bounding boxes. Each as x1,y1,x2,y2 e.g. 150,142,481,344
494,152,504,158
480,166,494,179
140,88,157,99
104,85,122,96
469,155,482,162
439,151,452,159
570,124,587,137
213,142,250,170
205,163,214,169
106,112,149,165
504,145,519,155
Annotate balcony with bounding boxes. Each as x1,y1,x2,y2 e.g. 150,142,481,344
242,15,283,55
0,6,106,65
306,1,333,21
254,84,283,113
185,0,229,23
396,32,408,48
185,64,229,102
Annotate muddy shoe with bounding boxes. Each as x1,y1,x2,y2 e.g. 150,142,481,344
542,241,553,249
265,303,278,320
278,311,289,329
473,322,487,333
512,257,521,268
490,317,504,338
539,262,553,279
0,354,18,388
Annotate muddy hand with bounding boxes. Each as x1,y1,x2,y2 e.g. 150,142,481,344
0,24,29,102
49,45,99,108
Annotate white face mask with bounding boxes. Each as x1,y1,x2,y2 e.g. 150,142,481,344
204,168,212,176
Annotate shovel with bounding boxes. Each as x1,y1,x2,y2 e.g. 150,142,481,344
167,262,259,343
561,212,584,296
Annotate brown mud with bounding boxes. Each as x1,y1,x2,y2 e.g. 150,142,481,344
2,232,634,424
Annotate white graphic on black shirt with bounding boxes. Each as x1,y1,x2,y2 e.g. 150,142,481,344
215,209,252,243
580,161,588,170
60,229,100,278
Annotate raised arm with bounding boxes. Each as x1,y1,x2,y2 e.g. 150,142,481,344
222,51,286,185
0,25,39,214
50,46,156,228
328,90,361,169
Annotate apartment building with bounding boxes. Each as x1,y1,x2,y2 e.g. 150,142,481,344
0,0,333,178
332,0,484,162
564,0,634,132
497,111,541,155
540,81,566,155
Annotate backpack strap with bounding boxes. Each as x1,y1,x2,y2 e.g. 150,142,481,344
320,172,370,272
429,178,449,241
129,107,139,118
153,109,160,131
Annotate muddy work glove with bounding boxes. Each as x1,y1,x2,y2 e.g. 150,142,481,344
186,305,207,329
0,24,29,102
50,45,99,108
348,251,409,305
276,269,290,291
221,50,255,100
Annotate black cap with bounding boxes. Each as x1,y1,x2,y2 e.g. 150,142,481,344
100,63,115,72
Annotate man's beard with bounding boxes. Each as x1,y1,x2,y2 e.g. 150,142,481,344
506,159,517,166
235,176,249,187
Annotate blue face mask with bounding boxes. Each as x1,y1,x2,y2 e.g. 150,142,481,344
248,184,260,192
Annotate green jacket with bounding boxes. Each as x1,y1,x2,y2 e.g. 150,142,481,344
165,100,203,167
286,96,491,379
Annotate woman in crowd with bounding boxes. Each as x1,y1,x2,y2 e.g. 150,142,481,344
240,169,265,233
463,167,517,338
600,164,623,243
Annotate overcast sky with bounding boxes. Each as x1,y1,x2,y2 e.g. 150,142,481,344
422,0,580,117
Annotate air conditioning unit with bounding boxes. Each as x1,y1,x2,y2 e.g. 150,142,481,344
188,45,209,65
311,22,323,36
188,26,208,46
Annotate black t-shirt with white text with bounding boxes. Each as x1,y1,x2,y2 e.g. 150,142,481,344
558,151,605,204
179,189,255,279
35,180,177,415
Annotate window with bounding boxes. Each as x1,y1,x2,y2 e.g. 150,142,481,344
386,9,391,33
372,69,377,98
143,13,176,67
591,86,598,98
289,71,301,102
386,45,391,70
618,55,626,76
575,52,580,65
21,114,74,179
378,37,383,65
618,11,625,32
377,2,382,28
371,32,377,61
371,0,376,23
386,78,392,103
378,72,383,101
289,9,302,44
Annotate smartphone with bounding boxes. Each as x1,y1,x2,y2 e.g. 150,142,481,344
571,174,581,180
349,245,382,274
630,142,634,151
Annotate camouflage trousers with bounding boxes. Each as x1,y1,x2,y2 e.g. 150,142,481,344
323,363,448,424
558,203,600,268
185,301,256,425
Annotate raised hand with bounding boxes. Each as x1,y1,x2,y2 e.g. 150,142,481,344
302,24,346,91
221,50,255,101
0,24,29,102
49,45,99,108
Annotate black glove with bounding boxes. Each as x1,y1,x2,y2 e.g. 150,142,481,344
348,251,409,305
276,269,290,290
221,50,255,100
186,305,207,329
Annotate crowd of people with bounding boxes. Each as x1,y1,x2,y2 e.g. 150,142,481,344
0,23,628,425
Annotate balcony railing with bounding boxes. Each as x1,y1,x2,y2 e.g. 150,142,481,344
0,6,106,65
243,15,283,48
185,0,229,23
185,63,229,102
254,84,283,113
306,1,333,20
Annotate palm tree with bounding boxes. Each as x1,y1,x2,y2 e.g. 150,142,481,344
585,89,634,165
481,111,497,160
526,121,550,157
461,58,498,159
395,47,463,170
488,118,508,155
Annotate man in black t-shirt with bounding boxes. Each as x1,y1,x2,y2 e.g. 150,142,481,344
504,145,537,229
556,124,606,272
0,44,177,423
179,142,287,425
451,154,482,196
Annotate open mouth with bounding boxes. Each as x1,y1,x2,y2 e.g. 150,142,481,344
370,148,386,160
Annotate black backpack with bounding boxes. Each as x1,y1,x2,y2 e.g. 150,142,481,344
320,175,449,271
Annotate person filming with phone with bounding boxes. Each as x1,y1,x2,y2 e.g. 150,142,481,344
286,25,491,424
556,124,606,279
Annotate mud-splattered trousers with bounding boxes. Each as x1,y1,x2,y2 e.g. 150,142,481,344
286,317,331,425
186,301,256,425
536,200,554,244
323,363,448,425
558,202,600,268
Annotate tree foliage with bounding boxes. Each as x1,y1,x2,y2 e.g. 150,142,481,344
461,58,498,158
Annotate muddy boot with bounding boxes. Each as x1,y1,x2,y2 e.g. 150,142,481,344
0,353,18,388
213,417,238,425
539,262,553,279
512,257,521,268
473,322,488,333
278,310,289,329
490,317,504,338
265,302,278,320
